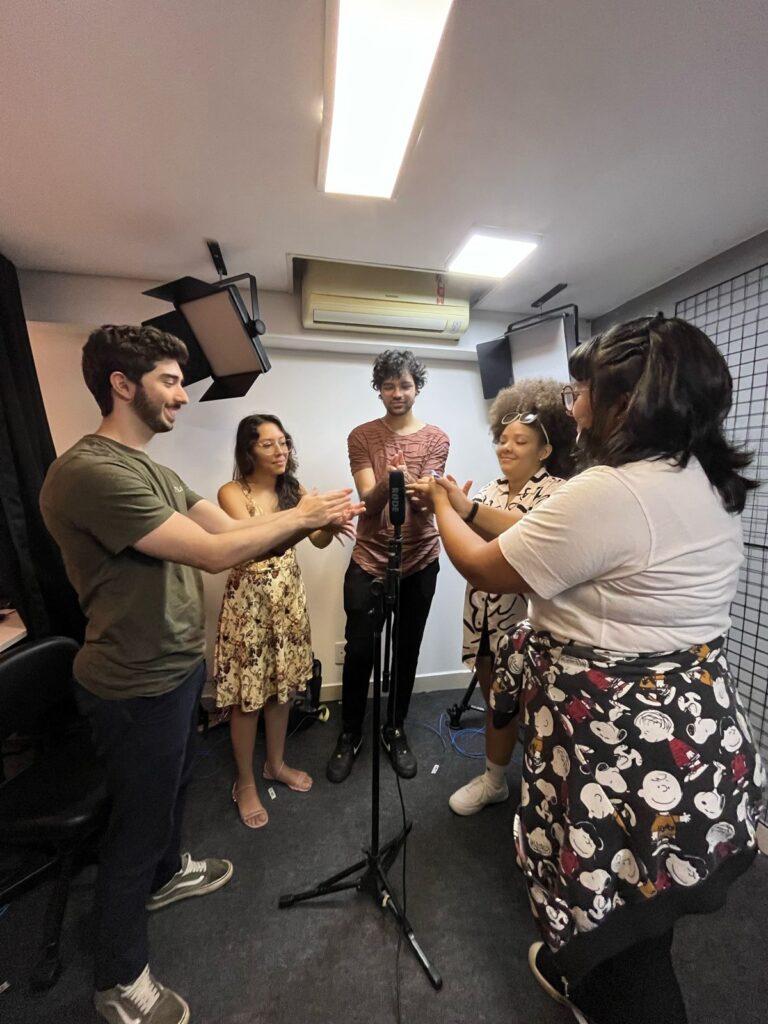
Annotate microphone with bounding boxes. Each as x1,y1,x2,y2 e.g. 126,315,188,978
388,470,406,526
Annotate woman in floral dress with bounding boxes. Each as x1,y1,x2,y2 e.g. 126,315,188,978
215,414,352,829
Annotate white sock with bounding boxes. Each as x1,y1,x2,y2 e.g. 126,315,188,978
485,758,506,787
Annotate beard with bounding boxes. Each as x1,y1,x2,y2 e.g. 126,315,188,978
133,384,173,434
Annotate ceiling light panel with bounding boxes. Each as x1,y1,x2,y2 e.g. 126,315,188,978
322,0,454,199
448,233,539,278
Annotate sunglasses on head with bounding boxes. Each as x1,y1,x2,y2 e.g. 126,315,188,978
500,411,550,446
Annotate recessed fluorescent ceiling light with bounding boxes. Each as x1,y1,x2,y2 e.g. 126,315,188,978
448,233,539,278
323,0,453,198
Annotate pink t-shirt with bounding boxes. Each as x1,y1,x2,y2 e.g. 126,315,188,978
347,418,450,577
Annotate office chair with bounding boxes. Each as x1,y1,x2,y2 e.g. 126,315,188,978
0,635,108,990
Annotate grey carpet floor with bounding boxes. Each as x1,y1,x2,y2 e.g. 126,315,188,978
1,690,767,1024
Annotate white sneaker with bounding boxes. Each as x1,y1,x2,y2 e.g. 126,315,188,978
94,965,190,1024
449,771,509,816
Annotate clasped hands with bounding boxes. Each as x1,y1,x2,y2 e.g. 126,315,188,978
406,469,474,517
386,451,434,514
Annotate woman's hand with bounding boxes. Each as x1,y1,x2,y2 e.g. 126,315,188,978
325,519,357,545
407,474,450,514
438,474,474,518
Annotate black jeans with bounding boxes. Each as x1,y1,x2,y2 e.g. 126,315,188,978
562,929,687,1024
77,661,205,990
341,558,439,735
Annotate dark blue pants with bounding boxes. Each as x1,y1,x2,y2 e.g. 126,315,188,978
77,661,205,990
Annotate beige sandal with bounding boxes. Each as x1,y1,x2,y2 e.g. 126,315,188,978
231,782,269,829
263,760,313,793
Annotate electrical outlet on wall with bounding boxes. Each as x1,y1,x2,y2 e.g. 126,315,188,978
334,641,346,665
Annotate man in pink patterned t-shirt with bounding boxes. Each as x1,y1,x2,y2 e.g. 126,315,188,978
326,350,449,784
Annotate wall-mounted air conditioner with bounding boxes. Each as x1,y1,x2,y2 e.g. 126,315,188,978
301,261,470,340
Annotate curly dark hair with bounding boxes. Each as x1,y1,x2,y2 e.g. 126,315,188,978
232,414,302,510
371,349,427,393
82,324,188,416
488,377,577,479
569,315,758,513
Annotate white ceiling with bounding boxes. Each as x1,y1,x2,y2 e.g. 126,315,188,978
1,0,767,319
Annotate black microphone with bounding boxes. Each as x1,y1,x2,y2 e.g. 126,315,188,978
388,470,406,526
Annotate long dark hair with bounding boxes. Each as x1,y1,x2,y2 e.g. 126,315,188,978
488,377,577,479
232,414,302,510
569,315,758,513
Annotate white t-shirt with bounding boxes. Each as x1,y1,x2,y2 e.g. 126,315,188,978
497,458,744,652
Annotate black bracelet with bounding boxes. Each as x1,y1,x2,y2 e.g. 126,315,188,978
463,500,479,524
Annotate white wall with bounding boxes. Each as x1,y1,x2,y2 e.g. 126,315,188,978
591,228,768,331
23,270,574,699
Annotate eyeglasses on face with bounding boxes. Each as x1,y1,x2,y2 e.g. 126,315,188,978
254,437,292,452
499,411,551,447
560,385,588,414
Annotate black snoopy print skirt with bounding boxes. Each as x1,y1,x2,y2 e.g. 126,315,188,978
491,623,764,980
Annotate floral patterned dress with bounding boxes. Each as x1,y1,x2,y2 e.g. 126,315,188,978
492,622,765,981
214,484,313,712
462,469,564,667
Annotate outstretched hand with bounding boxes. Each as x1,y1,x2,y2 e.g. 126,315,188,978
298,488,363,529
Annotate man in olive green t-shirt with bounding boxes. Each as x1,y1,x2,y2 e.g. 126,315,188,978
40,324,358,1024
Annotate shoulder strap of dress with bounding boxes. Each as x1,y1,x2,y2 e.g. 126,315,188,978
238,480,261,518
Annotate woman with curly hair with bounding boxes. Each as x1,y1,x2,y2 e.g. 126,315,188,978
444,378,577,815
214,414,352,828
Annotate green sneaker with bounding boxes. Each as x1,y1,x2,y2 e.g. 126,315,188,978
146,852,233,912
94,965,189,1024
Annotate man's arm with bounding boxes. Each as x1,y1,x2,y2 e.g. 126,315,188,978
353,467,390,516
186,498,264,533
134,490,355,573
408,431,450,516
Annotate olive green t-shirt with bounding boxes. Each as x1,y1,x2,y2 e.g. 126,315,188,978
40,435,206,699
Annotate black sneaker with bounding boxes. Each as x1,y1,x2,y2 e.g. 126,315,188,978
381,724,417,779
326,731,363,784
528,943,591,1024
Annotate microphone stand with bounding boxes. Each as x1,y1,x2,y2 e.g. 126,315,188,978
279,497,442,991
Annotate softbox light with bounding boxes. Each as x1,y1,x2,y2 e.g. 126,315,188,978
476,303,579,400
142,273,271,402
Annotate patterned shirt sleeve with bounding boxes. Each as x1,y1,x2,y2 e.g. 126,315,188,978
421,428,449,477
347,425,372,475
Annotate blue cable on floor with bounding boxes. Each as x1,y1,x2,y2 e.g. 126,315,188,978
411,711,486,760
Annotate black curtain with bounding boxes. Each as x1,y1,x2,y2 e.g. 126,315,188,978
0,253,84,641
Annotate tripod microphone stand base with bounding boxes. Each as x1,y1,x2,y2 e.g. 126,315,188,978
281,512,441,992
278,821,442,990
446,669,486,729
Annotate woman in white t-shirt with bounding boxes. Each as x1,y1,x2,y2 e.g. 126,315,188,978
416,315,764,1024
